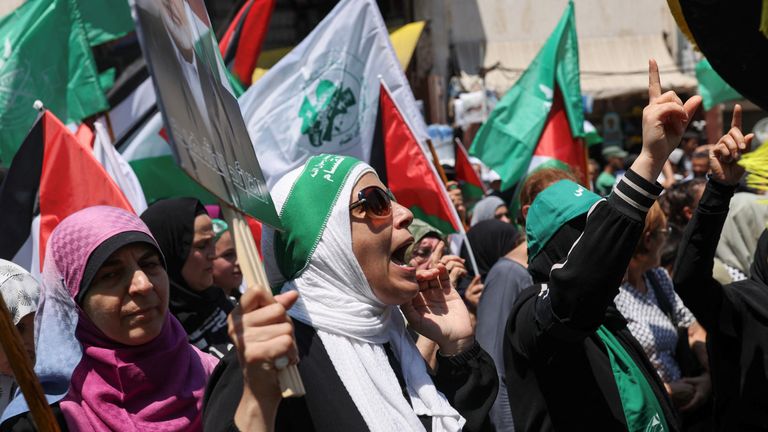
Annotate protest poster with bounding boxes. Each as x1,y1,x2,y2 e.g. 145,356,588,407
133,0,303,396
132,0,280,229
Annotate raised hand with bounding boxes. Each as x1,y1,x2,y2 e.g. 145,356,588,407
635,59,702,182
228,287,299,431
427,239,467,290
710,104,754,185
401,242,474,356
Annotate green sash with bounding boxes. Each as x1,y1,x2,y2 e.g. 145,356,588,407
274,154,361,281
596,325,669,432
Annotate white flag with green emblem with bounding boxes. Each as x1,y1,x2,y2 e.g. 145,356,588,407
239,0,427,188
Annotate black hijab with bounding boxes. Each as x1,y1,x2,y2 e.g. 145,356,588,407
728,229,768,320
140,198,205,286
140,198,233,357
462,219,521,281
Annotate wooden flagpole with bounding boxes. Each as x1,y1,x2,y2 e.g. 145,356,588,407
0,296,59,431
426,139,449,184
221,205,305,398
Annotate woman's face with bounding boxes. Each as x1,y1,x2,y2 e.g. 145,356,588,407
0,313,35,376
495,205,511,224
83,243,169,346
181,214,215,292
350,173,416,305
409,236,441,270
213,231,242,295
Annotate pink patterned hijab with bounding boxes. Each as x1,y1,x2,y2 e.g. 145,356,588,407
3,206,218,431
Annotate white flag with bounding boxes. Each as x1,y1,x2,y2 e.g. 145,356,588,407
239,0,428,188
92,121,149,214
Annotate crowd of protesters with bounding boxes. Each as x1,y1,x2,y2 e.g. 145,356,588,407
0,63,766,432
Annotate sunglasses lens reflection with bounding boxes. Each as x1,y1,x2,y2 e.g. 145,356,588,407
363,187,392,217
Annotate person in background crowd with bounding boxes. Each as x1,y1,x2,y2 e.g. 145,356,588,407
687,148,711,180
0,206,219,431
445,180,467,226
673,105,768,431
588,158,599,191
596,145,627,196
141,198,234,358
614,202,711,429
460,219,521,330
670,130,701,178
504,61,699,431
470,196,510,226
0,261,39,417
666,179,707,232
407,219,467,290
211,219,243,302
406,218,471,369
205,155,497,432
713,191,768,284
477,167,577,431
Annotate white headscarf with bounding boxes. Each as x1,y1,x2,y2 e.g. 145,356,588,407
263,158,464,432
0,260,40,416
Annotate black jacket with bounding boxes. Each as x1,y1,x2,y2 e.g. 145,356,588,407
673,180,768,431
504,171,679,431
203,320,497,431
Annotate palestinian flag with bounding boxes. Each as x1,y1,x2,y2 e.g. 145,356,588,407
470,1,588,189
372,81,462,235
454,139,486,201
117,111,218,205
0,111,133,268
219,0,276,87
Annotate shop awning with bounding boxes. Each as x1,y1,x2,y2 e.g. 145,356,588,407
462,34,697,99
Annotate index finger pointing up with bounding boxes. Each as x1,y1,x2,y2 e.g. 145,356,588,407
648,58,661,101
731,104,743,130
429,240,445,268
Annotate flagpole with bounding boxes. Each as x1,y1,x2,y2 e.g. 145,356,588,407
426,139,449,184
221,204,306,398
378,79,481,277
0,295,60,432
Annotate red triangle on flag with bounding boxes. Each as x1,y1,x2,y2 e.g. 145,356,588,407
38,112,134,268
454,139,486,199
218,0,276,86
378,83,461,234
531,87,588,185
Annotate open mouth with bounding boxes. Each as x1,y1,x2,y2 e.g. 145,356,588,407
390,237,414,267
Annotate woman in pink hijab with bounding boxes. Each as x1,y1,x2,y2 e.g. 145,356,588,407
1,206,219,431
3,206,216,431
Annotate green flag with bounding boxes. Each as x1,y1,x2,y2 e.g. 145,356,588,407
696,58,742,111
470,1,585,190
76,0,134,47
0,0,108,165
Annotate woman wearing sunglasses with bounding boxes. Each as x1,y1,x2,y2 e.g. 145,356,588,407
204,154,497,432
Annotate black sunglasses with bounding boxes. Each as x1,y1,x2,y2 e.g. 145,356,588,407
349,186,396,218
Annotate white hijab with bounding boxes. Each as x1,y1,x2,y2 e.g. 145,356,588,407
263,161,465,432
0,260,40,416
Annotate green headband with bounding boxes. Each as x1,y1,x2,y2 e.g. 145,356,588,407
526,179,601,259
274,154,362,281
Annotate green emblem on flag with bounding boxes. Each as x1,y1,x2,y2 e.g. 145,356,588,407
299,79,358,147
